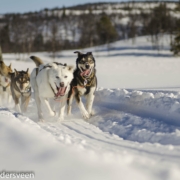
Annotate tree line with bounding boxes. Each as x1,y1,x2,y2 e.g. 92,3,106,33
0,2,180,57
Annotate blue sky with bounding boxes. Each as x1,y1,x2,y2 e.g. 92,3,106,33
0,0,178,14
0,0,174,14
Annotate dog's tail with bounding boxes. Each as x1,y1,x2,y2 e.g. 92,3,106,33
0,46,3,61
30,56,44,67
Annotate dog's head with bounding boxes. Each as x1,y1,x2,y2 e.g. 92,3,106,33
14,68,31,93
74,51,95,77
48,64,74,97
0,61,13,78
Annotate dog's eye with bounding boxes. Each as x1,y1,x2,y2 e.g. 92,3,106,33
64,76,67,78
80,60,85,64
56,76,59,79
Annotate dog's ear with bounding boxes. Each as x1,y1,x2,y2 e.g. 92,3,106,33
74,51,83,57
87,52,92,55
8,72,15,78
0,60,5,68
14,69,18,75
26,68,29,74
9,63,12,69
67,65,74,72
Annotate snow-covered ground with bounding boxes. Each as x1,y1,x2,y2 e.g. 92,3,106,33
1,36,180,180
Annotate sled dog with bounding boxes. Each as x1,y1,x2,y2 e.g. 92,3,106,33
0,73,12,105
10,69,31,113
67,51,97,119
30,56,74,122
0,47,13,105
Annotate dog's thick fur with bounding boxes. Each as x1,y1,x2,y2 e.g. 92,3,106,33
0,47,13,105
30,56,74,122
0,74,12,105
10,69,31,113
67,51,97,119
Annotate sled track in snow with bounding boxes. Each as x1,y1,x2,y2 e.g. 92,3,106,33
20,88,180,147
38,119,180,163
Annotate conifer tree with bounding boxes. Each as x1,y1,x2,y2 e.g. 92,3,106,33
171,29,180,56
96,15,118,45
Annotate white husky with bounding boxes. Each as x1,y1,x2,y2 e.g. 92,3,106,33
30,56,74,122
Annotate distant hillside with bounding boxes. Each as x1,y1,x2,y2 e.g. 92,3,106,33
0,1,179,54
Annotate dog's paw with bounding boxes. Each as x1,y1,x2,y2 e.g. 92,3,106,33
38,118,45,122
57,116,64,122
49,111,56,117
87,110,94,117
81,111,90,120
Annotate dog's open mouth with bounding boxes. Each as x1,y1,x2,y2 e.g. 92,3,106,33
80,67,92,77
5,77,8,83
55,85,67,97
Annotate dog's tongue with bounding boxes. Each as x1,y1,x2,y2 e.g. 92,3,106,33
5,78,8,83
80,69,90,76
56,87,66,96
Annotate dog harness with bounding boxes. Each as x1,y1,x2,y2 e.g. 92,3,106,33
0,83,10,92
35,62,67,77
80,71,94,87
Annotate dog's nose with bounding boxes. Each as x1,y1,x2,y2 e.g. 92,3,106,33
85,64,90,69
60,82,64,87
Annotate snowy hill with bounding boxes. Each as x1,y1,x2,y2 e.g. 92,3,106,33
1,36,180,180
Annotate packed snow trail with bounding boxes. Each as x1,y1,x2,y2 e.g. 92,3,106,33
25,88,180,147
38,119,180,162
1,88,180,180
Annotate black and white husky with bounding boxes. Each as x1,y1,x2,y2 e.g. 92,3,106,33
67,51,97,119
30,56,74,122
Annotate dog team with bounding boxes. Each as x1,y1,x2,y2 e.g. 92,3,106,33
0,47,97,122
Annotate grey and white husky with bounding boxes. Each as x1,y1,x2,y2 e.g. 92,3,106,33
9,69,31,113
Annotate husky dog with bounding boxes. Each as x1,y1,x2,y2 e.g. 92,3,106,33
30,56,74,122
10,69,31,113
67,51,97,119
0,74,12,106
0,47,13,105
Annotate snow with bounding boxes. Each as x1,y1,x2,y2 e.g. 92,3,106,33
40,2,178,17
1,35,180,180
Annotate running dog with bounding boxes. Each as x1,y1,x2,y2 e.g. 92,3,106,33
10,69,31,113
30,56,74,122
0,73,12,106
67,51,97,119
0,47,13,105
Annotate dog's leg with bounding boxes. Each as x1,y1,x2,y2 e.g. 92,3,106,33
58,96,66,121
34,91,44,121
4,91,9,105
40,97,55,117
2,92,5,105
75,93,89,119
86,87,95,116
34,82,43,121
0,92,2,106
67,91,74,116
86,94,94,116
14,97,21,113
21,95,30,113
8,94,12,104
